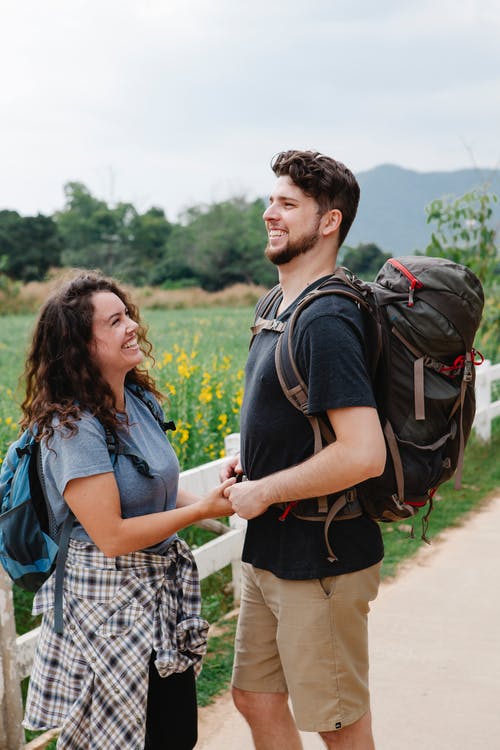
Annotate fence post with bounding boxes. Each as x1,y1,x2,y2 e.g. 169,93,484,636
474,360,491,442
0,569,24,750
224,434,245,604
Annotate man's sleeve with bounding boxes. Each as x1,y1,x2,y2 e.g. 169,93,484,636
295,299,376,415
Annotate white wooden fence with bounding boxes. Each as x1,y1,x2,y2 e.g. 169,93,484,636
1,362,499,749
473,360,500,441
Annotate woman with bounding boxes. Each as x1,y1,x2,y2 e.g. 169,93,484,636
22,270,235,749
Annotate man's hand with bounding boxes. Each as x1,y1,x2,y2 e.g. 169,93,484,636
219,453,243,482
224,478,273,520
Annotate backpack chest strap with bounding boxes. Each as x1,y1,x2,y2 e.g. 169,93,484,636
251,317,286,337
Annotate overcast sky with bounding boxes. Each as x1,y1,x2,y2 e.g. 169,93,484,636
1,0,499,221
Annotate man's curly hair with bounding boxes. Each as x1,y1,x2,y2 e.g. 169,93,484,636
271,150,360,247
21,270,163,440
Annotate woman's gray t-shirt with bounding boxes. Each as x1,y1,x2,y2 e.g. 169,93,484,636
40,389,179,554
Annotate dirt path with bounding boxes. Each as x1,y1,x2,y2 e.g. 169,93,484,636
197,494,500,749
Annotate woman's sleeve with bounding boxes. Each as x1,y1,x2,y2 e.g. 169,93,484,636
43,415,115,496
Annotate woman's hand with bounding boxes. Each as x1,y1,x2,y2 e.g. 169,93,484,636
199,477,236,519
65,474,236,557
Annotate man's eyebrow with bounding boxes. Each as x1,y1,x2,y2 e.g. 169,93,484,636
269,193,299,203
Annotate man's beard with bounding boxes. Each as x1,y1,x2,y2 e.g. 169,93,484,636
265,221,320,266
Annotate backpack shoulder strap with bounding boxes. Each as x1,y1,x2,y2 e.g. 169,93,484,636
104,385,176,478
275,269,372,420
53,511,74,634
250,285,286,346
125,383,176,433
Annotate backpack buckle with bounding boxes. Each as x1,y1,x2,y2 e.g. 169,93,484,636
463,359,473,382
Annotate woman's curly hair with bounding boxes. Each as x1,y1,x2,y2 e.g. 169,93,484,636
21,270,163,440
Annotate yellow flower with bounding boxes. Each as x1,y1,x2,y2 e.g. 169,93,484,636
178,362,192,379
199,387,213,404
5,417,13,425
176,420,191,445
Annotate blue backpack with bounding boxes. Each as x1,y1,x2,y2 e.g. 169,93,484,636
0,384,175,633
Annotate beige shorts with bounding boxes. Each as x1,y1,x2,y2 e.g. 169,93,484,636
232,561,381,732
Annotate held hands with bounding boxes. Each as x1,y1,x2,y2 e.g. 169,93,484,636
201,477,236,519
219,453,273,520
223,478,273,520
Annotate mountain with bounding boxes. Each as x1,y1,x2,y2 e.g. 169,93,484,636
346,164,500,254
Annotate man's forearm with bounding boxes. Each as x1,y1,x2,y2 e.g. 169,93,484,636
227,422,386,521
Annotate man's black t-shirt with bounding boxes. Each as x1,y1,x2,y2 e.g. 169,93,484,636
240,279,384,579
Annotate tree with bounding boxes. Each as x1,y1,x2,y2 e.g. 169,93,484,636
425,188,499,362
0,210,62,281
165,197,275,291
56,182,138,275
425,189,499,284
342,243,390,280
123,207,173,285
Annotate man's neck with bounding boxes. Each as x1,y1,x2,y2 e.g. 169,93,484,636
277,256,337,313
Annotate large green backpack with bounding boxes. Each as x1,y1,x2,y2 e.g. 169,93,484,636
251,256,484,559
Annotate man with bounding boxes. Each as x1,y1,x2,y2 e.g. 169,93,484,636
223,150,386,750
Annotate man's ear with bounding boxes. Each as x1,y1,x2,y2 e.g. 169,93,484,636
322,209,342,237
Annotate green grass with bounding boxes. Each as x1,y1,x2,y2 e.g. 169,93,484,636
197,616,238,707
381,427,500,578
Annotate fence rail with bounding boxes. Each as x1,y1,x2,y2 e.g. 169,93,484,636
1,363,499,749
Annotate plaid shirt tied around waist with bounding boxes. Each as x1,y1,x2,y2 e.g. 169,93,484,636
24,537,209,749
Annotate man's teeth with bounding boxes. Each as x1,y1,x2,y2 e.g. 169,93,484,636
269,230,286,237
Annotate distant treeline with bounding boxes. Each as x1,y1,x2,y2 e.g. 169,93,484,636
0,181,391,290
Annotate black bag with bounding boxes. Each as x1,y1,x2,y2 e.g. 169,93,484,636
252,256,484,553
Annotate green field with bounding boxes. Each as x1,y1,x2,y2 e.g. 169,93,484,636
0,307,254,468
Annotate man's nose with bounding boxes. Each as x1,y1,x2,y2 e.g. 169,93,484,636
263,203,278,221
